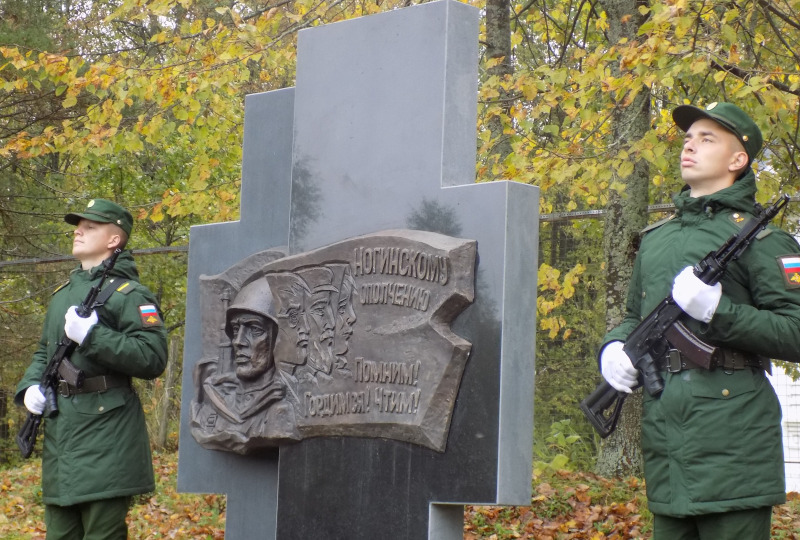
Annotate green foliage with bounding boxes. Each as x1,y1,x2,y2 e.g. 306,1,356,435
534,419,596,474
535,218,606,448
0,0,60,51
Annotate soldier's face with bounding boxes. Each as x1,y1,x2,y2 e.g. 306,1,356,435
230,313,275,381
680,118,748,191
72,219,122,268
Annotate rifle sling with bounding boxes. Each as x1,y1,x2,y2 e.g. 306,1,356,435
93,279,130,308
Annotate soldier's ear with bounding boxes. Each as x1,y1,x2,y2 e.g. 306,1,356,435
107,224,128,250
729,150,749,174
107,233,123,250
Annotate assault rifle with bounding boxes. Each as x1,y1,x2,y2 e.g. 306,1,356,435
16,248,122,458
580,195,790,438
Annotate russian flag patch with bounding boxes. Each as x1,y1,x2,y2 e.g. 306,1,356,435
777,255,800,289
139,304,163,327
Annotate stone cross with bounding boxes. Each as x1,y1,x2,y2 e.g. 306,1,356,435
177,2,540,538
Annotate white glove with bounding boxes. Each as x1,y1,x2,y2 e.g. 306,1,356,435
64,306,98,345
24,385,46,415
600,341,638,393
672,266,722,323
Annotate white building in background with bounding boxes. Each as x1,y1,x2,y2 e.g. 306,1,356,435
768,367,800,493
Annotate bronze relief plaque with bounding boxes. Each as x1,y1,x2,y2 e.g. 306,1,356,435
191,229,476,453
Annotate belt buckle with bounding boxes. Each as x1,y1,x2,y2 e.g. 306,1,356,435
667,349,683,373
58,380,73,397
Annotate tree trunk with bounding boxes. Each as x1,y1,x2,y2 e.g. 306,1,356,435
594,0,651,478
485,0,513,163
156,336,178,449
0,389,8,463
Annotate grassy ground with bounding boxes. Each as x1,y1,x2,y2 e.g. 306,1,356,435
2,451,799,539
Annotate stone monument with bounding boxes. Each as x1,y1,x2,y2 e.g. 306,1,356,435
177,2,540,538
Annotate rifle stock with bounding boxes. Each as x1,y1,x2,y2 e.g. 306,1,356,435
579,381,626,438
16,248,122,458
580,195,790,438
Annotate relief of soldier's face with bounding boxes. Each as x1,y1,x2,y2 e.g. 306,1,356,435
270,274,311,370
282,299,310,363
230,312,276,382
305,289,336,374
335,273,357,356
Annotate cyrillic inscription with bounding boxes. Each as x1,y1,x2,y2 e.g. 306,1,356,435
354,358,420,386
353,246,449,285
359,282,431,311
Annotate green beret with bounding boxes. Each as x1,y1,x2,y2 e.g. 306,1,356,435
673,102,763,165
64,199,133,237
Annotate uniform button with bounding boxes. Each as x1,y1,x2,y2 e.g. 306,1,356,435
98,406,105,412
642,291,646,298
721,389,730,397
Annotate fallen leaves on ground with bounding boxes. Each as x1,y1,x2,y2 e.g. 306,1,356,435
0,451,225,540
466,471,649,539
466,469,800,539
0,459,46,539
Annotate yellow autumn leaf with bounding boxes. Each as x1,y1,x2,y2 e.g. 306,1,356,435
62,93,77,108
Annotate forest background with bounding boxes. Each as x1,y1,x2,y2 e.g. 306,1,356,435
1,0,800,496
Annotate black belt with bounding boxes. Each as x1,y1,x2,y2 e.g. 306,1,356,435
58,374,130,397
656,348,768,373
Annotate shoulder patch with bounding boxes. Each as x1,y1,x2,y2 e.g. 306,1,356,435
640,214,676,235
776,255,800,289
139,304,164,327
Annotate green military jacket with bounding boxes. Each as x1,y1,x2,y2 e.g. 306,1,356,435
603,171,800,516
15,250,167,506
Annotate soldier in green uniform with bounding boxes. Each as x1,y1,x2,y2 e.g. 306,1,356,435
15,199,168,540
599,103,800,539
